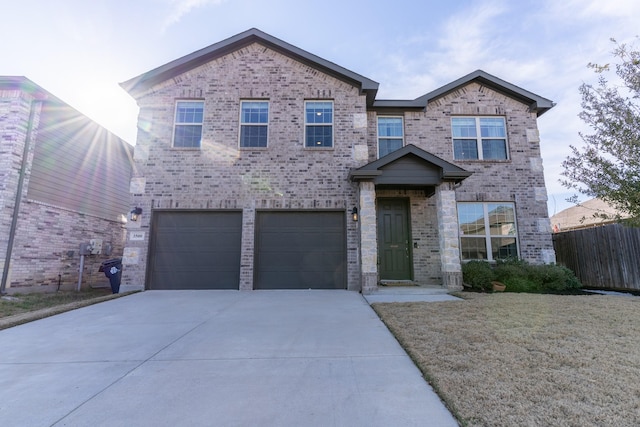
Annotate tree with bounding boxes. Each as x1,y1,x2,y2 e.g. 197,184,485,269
561,38,640,224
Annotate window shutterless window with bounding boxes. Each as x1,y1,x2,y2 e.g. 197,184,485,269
452,117,507,160
173,101,204,148
240,101,269,148
458,202,518,261
305,101,333,148
378,117,404,158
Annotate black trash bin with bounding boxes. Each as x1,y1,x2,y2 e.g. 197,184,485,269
100,258,123,294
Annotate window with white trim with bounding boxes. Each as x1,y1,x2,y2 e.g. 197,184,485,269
452,117,508,160
240,101,269,148
173,101,204,148
377,116,404,158
458,202,518,261
305,101,333,148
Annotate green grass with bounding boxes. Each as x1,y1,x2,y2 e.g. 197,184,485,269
0,288,113,319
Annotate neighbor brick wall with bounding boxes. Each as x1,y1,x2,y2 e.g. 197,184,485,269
122,43,368,289
6,200,126,292
1,87,128,292
0,90,35,279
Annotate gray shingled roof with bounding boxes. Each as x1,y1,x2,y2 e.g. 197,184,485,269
349,144,472,183
373,70,555,116
120,28,380,104
120,29,554,116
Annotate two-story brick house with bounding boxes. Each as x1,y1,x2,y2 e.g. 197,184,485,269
119,28,555,293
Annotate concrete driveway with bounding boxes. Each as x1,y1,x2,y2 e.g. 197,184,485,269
0,290,457,426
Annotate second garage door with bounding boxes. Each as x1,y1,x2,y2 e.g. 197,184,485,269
147,211,242,290
254,211,346,289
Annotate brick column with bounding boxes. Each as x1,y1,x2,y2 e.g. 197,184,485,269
239,204,255,290
358,181,378,294
436,182,463,290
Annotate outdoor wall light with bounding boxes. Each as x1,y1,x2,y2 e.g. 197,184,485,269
130,207,143,222
351,207,358,222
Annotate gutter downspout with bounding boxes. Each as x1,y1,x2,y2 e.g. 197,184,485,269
1,99,41,294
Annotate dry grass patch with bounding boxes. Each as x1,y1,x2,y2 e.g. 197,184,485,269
0,288,126,330
373,293,640,427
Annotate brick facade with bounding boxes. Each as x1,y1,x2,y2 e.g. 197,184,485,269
122,44,368,290
121,29,555,292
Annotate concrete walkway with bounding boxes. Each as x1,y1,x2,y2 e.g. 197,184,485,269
0,290,457,426
364,285,462,304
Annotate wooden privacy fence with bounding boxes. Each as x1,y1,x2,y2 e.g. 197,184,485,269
552,223,640,290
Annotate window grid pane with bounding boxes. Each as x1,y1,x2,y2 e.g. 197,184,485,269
240,101,268,147
240,126,268,148
458,204,486,235
461,237,488,260
174,101,204,148
452,117,507,160
176,102,204,124
491,237,518,260
174,125,202,148
306,125,333,147
487,204,516,236
305,102,333,124
305,101,333,147
482,139,507,160
453,140,478,159
378,117,403,137
452,118,477,137
241,101,269,124
480,118,506,137
459,202,518,261
379,139,404,157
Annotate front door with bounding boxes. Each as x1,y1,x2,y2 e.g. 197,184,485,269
378,198,412,280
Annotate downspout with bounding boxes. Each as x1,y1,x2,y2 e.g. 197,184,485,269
0,98,41,294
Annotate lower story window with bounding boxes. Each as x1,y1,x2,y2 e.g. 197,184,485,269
457,202,518,261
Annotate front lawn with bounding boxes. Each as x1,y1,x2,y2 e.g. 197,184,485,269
373,293,640,427
0,288,120,330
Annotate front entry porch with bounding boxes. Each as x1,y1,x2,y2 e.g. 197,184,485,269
349,145,472,294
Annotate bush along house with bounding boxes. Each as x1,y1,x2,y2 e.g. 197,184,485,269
119,28,556,293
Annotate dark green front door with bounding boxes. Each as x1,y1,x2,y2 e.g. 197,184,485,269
378,198,412,280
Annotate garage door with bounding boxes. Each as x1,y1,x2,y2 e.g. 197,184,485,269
254,211,346,289
147,211,242,290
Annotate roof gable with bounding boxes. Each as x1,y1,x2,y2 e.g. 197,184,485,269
373,70,555,116
121,28,379,103
349,144,471,194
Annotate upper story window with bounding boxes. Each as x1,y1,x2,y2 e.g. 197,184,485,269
173,101,204,148
240,101,269,148
452,117,507,160
378,117,404,158
305,101,333,148
458,202,518,261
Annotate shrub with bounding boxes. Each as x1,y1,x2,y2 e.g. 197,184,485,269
462,261,495,292
494,258,582,293
530,264,582,292
462,258,582,293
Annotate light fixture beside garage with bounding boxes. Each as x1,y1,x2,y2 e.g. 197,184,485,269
351,207,358,222
130,207,143,222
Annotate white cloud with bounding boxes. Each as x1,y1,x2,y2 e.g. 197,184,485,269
162,0,227,31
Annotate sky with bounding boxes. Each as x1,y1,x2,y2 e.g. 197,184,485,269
2,0,639,216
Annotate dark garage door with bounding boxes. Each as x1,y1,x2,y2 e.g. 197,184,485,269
255,211,346,289
148,211,242,290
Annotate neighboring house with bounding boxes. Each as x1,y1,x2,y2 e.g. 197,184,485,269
551,198,630,232
0,77,133,293
119,28,555,293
